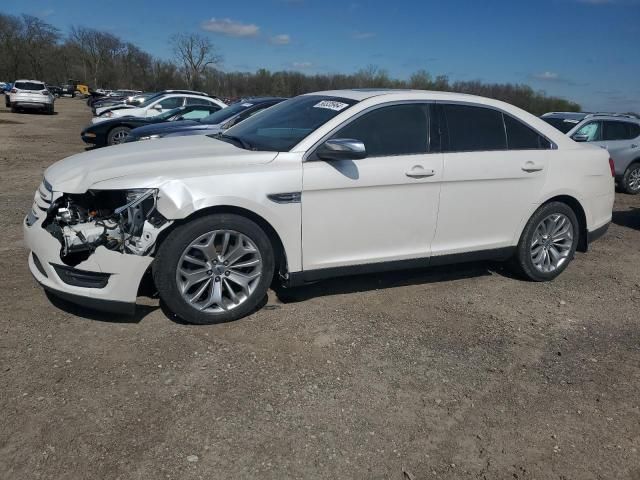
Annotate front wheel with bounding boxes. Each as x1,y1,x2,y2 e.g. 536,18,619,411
511,202,579,282
107,126,131,145
153,214,275,324
621,163,640,195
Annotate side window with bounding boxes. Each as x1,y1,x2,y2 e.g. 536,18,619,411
442,104,506,152
628,123,640,139
575,121,601,141
603,121,630,141
504,115,552,150
181,109,213,120
330,103,429,157
158,96,184,109
186,97,211,106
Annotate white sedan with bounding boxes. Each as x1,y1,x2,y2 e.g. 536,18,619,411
91,91,227,124
25,89,614,324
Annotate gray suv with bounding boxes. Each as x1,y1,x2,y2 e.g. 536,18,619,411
569,114,640,194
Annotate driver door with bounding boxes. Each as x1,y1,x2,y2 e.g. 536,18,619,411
301,102,443,272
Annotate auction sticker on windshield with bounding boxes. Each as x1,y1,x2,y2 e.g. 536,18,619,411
313,100,349,111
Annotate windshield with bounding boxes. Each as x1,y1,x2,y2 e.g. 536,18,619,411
154,107,184,121
15,81,45,91
218,95,358,151
138,93,165,108
201,102,254,125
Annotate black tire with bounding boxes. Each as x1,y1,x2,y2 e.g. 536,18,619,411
10,105,16,113
153,213,275,325
106,126,131,146
621,163,640,195
46,105,54,115
4,97,9,108
510,201,579,282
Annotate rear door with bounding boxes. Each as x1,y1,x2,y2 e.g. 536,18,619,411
431,103,554,256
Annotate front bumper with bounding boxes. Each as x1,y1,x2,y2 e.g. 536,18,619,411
81,132,99,145
24,214,153,315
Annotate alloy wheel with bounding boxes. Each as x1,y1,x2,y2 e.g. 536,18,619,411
176,230,263,313
112,130,129,144
628,167,640,192
530,213,574,273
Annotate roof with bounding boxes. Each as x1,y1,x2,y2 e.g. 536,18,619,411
304,88,493,103
583,113,640,122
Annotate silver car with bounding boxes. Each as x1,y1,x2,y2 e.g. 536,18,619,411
8,79,55,114
569,114,640,194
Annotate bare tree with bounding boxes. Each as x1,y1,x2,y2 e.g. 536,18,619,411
22,15,60,80
170,33,221,90
0,14,24,79
69,26,123,87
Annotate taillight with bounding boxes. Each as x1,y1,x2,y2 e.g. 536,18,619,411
41,90,48,95
609,158,615,177
10,88,17,93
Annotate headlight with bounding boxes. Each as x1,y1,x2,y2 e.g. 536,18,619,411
103,111,113,118
139,134,161,141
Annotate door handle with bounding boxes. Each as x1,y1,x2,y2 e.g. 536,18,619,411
405,165,435,178
522,161,544,173
631,144,638,149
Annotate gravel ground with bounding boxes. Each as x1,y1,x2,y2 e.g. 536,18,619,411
1,98,639,480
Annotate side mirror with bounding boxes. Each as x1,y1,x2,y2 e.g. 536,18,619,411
316,138,367,161
153,104,163,111
572,134,589,142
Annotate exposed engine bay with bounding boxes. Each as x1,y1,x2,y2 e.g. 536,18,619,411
43,189,171,265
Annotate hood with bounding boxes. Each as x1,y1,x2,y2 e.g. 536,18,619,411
130,120,203,137
44,135,279,193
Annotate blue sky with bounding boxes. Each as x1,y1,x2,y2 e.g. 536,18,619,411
7,0,640,112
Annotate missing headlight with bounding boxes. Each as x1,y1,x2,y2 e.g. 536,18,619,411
44,188,170,265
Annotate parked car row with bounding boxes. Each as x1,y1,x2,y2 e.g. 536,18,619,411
81,89,289,146
25,89,616,326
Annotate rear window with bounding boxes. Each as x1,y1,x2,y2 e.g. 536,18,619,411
15,82,45,91
504,115,552,150
442,104,507,152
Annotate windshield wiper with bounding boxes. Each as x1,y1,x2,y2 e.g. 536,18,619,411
218,133,253,150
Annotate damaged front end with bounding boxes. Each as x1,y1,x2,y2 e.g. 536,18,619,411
43,188,171,266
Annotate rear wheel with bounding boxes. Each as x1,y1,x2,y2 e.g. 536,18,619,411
621,163,640,195
107,126,131,146
153,214,275,325
511,202,579,281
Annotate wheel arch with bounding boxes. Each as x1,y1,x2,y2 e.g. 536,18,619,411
155,205,289,280
541,194,588,252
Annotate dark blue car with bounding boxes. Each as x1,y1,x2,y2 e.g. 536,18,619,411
126,97,286,143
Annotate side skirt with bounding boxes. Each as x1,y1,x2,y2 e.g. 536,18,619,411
285,247,515,287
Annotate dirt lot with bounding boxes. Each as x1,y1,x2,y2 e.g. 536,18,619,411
0,98,639,480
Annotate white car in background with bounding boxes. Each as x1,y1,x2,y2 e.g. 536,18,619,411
25,89,614,324
8,80,55,114
92,90,226,123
